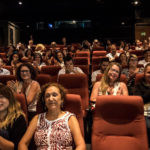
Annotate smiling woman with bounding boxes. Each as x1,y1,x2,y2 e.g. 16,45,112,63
90,62,128,109
18,83,86,150
0,84,27,150
7,63,41,121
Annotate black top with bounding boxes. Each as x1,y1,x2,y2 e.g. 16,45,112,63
134,78,150,104
0,115,27,150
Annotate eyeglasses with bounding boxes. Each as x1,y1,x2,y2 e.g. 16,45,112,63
20,70,30,73
110,68,119,74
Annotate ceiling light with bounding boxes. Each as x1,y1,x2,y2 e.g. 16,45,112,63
134,1,138,5
18,1,23,5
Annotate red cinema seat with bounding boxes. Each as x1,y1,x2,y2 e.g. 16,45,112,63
58,74,89,117
92,95,149,150
41,65,61,82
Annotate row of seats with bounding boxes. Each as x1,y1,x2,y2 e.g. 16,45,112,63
0,73,146,118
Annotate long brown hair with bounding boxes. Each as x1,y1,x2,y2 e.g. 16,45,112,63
100,62,121,94
0,84,25,128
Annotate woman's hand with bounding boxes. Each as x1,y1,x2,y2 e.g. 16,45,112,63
7,80,17,93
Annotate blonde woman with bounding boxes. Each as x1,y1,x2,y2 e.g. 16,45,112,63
90,62,128,109
0,84,27,150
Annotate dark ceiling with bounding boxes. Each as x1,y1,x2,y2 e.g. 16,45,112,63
0,0,150,24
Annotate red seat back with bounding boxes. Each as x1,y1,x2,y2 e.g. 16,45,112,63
41,66,61,82
36,74,53,86
58,74,89,117
0,75,16,84
135,73,144,86
14,93,28,123
92,95,148,150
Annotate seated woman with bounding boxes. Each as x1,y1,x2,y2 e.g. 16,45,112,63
90,62,128,108
24,49,34,62
8,52,22,75
122,54,144,95
117,52,128,68
18,83,86,150
53,51,65,68
32,53,46,72
42,48,54,65
134,63,150,147
0,84,27,150
7,63,41,121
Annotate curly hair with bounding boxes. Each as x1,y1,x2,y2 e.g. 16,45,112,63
16,63,37,81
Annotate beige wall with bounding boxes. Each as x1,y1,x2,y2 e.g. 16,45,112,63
135,23,150,42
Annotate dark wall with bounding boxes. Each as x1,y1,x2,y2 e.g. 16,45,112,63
20,21,135,45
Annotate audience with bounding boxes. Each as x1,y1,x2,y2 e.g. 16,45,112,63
18,83,86,150
7,63,41,121
0,84,27,150
0,38,150,148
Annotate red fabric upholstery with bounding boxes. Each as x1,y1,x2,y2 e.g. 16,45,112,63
129,50,144,56
36,94,84,136
135,73,144,86
96,73,127,83
75,51,90,57
92,56,107,66
36,74,53,86
73,57,89,65
92,51,107,57
74,65,89,76
0,52,7,59
92,46,105,51
63,94,84,136
58,74,89,117
0,75,16,84
92,95,149,150
41,66,61,82
92,65,100,72
14,93,28,123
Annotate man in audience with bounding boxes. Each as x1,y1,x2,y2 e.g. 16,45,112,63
58,56,84,78
91,57,109,85
0,58,10,75
138,49,150,67
106,44,120,62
